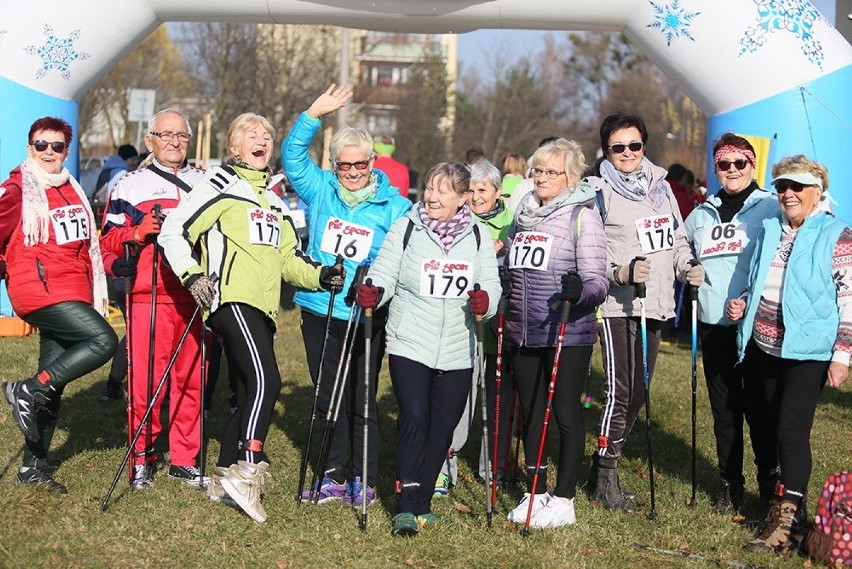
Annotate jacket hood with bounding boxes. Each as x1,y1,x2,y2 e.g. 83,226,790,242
104,155,128,170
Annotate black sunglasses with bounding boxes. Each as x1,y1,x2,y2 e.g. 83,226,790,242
31,140,67,153
609,142,643,154
775,182,807,193
717,159,749,171
336,160,370,172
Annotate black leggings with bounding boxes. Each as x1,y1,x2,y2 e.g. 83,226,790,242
22,301,118,466
208,303,279,466
510,344,591,499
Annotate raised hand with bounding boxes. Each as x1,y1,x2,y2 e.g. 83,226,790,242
307,84,354,119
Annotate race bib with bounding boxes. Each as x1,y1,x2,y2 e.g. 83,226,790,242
699,222,748,258
319,217,374,262
50,205,90,245
635,215,674,253
247,208,281,248
508,231,553,271
419,258,473,298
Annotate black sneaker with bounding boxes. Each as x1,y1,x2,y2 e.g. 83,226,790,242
167,464,210,487
3,380,45,443
16,465,67,494
99,380,123,402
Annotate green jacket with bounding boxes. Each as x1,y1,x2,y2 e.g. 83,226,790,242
476,200,514,353
159,165,322,323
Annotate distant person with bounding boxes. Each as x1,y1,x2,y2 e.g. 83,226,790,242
666,163,697,220
465,147,486,166
373,134,411,200
93,144,139,224
500,152,527,199
506,136,559,213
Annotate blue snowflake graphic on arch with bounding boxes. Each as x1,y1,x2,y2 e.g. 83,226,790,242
647,0,701,46
739,0,826,68
24,24,90,80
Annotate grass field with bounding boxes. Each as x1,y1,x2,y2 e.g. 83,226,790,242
0,312,849,568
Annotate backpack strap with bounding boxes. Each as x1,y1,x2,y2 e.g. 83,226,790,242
146,164,193,193
473,223,481,250
402,218,415,251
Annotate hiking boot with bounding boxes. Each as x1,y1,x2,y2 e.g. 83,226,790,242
757,468,780,510
588,454,635,500
207,466,239,508
531,496,576,528
416,512,446,529
99,380,123,402
507,492,551,523
343,476,376,508
747,498,798,553
220,460,269,523
16,464,67,494
713,480,744,514
433,473,450,498
593,466,635,513
391,512,419,536
167,464,210,487
300,475,347,504
3,380,47,443
618,475,637,501
131,464,154,490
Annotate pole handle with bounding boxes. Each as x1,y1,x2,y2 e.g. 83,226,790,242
688,259,700,301
364,278,374,320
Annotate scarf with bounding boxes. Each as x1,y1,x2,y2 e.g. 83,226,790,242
600,158,668,209
338,173,379,208
515,186,575,231
418,202,471,252
716,180,758,223
19,158,109,317
475,198,505,221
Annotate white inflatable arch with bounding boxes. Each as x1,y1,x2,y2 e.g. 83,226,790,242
1,0,850,216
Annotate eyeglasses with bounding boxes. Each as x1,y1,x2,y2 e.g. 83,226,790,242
775,182,807,193
608,142,643,154
31,140,67,153
149,131,191,143
336,160,370,172
531,167,565,180
716,159,749,171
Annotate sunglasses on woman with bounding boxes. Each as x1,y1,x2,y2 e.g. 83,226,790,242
716,159,749,171
31,140,67,153
775,182,807,193
336,160,370,172
608,142,643,154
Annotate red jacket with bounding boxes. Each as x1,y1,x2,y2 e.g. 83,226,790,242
0,167,95,317
373,155,410,198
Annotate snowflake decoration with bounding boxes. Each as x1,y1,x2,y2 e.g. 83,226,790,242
739,0,826,68
24,24,90,80
647,0,701,46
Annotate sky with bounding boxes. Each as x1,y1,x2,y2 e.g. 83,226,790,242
456,0,838,69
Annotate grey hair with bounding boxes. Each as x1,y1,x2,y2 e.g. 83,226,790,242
469,159,502,192
147,109,192,137
329,128,374,164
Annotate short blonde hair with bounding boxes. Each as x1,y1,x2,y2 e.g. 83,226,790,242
771,154,829,192
501,153,527,176
225,113,275,162
329,128,374,165
531,138,586,184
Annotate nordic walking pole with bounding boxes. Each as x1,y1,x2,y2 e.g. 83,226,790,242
199,321,207,490
101,307,200,512
297,254,344,503
490,293,507,521
582,358,593,409
143,204,162,463
688,259,700,507
360,277,373,533
522,298,571,537
634,256,657,521
471,284,493,528
122,241,139,481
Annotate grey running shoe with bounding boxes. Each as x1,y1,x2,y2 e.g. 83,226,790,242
3,381,43,443
16,465,67,494
131,464,154,490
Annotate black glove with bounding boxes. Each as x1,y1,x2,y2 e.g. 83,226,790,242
112,257,137,279
561,271,583,303
319,265,346,291
498,265,512,298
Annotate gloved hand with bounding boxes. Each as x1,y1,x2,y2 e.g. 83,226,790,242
111,257,137,279
357,282,383,309
319,265,346,291
468,288,489,316
560,271,583,303
498,265,512,298
185,274,217,309
614,257,651,285
685,262,705,287
135,211,162,243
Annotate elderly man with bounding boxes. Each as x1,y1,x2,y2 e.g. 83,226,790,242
99,109,207,489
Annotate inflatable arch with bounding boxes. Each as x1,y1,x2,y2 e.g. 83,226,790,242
0,0,850,215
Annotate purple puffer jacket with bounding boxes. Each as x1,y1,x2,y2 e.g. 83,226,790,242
505,188,608,348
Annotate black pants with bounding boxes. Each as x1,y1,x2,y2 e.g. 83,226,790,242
510,344,591,499
22,301,118,466
208,303,279,466
755,350,827,494
390,355,472,515
699,324,777,483
300,309,385,486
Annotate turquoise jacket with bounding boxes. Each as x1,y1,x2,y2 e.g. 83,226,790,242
684,187,779,325
281,112,412,321
737,211,847,362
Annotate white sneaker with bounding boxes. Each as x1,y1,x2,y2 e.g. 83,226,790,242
531,496,576,528
220,461,269,523
507,492,551,523
207,466,239,509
